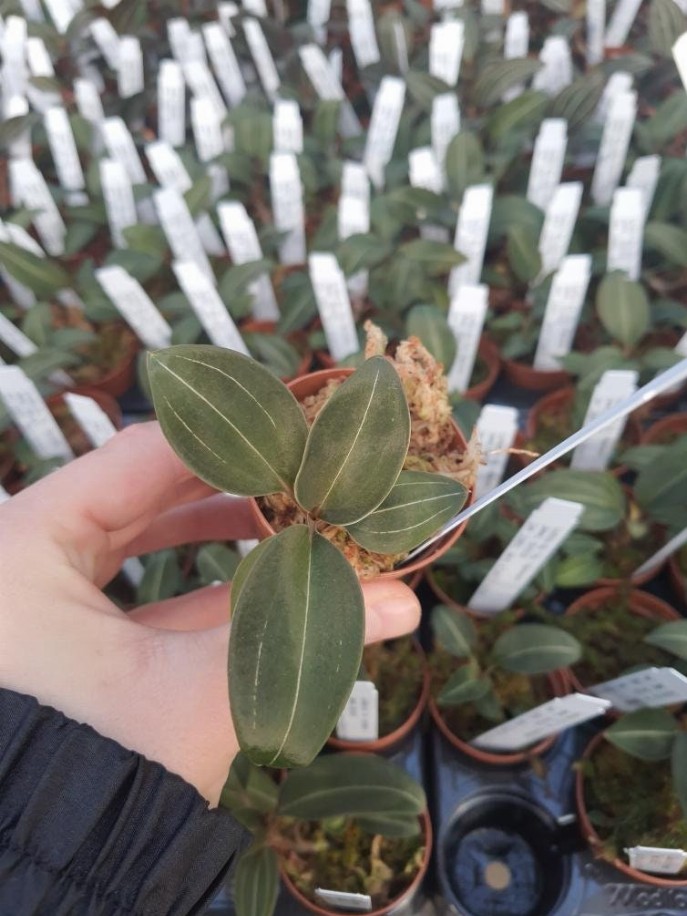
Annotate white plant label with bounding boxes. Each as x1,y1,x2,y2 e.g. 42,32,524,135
329,47,343,84
341,162,370,204
63,393,117,449
308,0,331,43
626,847,687,876
202,23,246,108
168,19,191,62
18,0,43,20
145,140,192,192
26,37,60,112
595,71,633,123
503,12,530,100
217,201,279,322
96,265,173,350
191,96,226,162
299,45,362,138
154,187,214,281
309,253,359,361
409,147,443,194
586,0,606,66
2,17,27,104
429,20,464,87
336,681,379,741
626,154,660,218
0,485,10,504
363,76,405,190
446,284,489,393
269,153,306,265
674,32,687,93
182,60,227,120
468,498,584,614
172,261,248,353
157,60,186,147
338,195,370,298
591,90,637,206
449,184,493,293
432,93,460,173
346,0,380,68
589,667,687,713
314,890,372,913
101,117,146,184
0,366,72,460
635,526,687,578
472,693,611,752
9,158,65,256
533,254,592,370
571,369,638,472
74,78,105,128
5,96,31,160
90,18,120,70
121,557,145,587
605,0,642,47
607,187,644,280
273,99,303,153
532,36,573,96
236,538,260,557
100,159,138,249
474,405,519,499
43,0,78,33
44,107,87,205
117,36,143,98
537,182,583,279
243,0,267,16
243,18,280,100
0,312,37,358
481,0,503,12
526,119,567,212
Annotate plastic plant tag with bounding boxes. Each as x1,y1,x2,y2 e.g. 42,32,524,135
299,45,362,138
8,158,66,256
269,153,306,265
626,847,687,875
157,60,186,147
167,18,192,61
308,0,331,43
190,97,228,192
607,187,645,280
329,47,343,84
2,17,28,104
0,485,10,504
429,20,464,87
43,0,78,33
74,78,105,128
626,154,660,218
202,23,246,108
341,162,370,204
237,539,260,557
605,0,642,47
63,394,118,449
182,60,227,119
44,107,88,206
314,890,372,912
172,261,249,353
634,525,687,578
537,182,583,279
409,147,443,194
336,680,379,741
532,37,573,96
503,12,529,101
586,0,606,66
589,667,687,712
217,201,279,322
570,369,638,471
5,96,31,160
468,498,584,614
243,18,280,100
595,70,633,123
526,119,567,213
96,265,173,350
533,254,592,371
446,284,489,393
449,184,493,294
117,36,143,99
273,99,303,153
0,366,73,460
121,557,145,587
591,90,637,207
101,117,146,184
0,312,39,358
154,187,214,282
432,93,460,173
145,141,192,191
26,37,60,111
472,693,611,751
674,33,687,93
18,0,43,20
90,18,121,70
346,0,380,68
474,405,519,499
363,76,405,190
309,253,359,362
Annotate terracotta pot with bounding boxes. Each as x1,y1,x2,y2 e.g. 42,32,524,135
502,357,570,392
327,640,430,754
576,732,687,888
240,319,312,380
280,809,433,916
69,332,139,400
463,336,501,402
562,586,680,694
248,367,474,580
429,670,567,767
641,412,687,446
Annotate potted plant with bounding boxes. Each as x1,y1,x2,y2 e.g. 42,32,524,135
147,324,477,767
428,604,579,766
221,751,431,916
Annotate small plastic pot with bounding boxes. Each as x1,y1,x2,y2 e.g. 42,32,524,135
248,367,474,580
280,809,433,916
641,412,687,446
562,586,680,694
576,732,687,888
502,357,570,392
463,336,501,402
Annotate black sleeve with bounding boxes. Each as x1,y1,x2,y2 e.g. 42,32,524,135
0,688,246,916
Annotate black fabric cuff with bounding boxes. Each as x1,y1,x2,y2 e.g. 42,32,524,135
0,688,245,916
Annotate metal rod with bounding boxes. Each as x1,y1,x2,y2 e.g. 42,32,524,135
397,357,687,567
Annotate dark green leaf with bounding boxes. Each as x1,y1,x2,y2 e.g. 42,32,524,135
137,550,182,604
431,604,477,658
336,234,391,275
554,553,604,588
644,222,687,268
399,238,466,275
508,469,626,532
649,0,687,57
438,664,491,705
221,752,279,828
605,708,678,761
444,132,485,200
406,303,456,368
493,623,581,674
507,226,542,282
487,90,548,143
0,243,69,297
196,543,241,585
645,620,687,660
184,176,212,217
474,59,542,108
596,272,650,349
233,845,279,916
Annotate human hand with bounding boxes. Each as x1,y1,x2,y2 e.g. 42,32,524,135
0,422,421,806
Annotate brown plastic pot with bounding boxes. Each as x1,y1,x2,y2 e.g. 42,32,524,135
562,586,680,694
248,367,474,580
327,640,430,754
429,670,567,767
240,319,312,380
576,732,687,888
69,332,139,400
280,809,433,916
502,357,570,392
641,412,687,446
463,336,501,402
